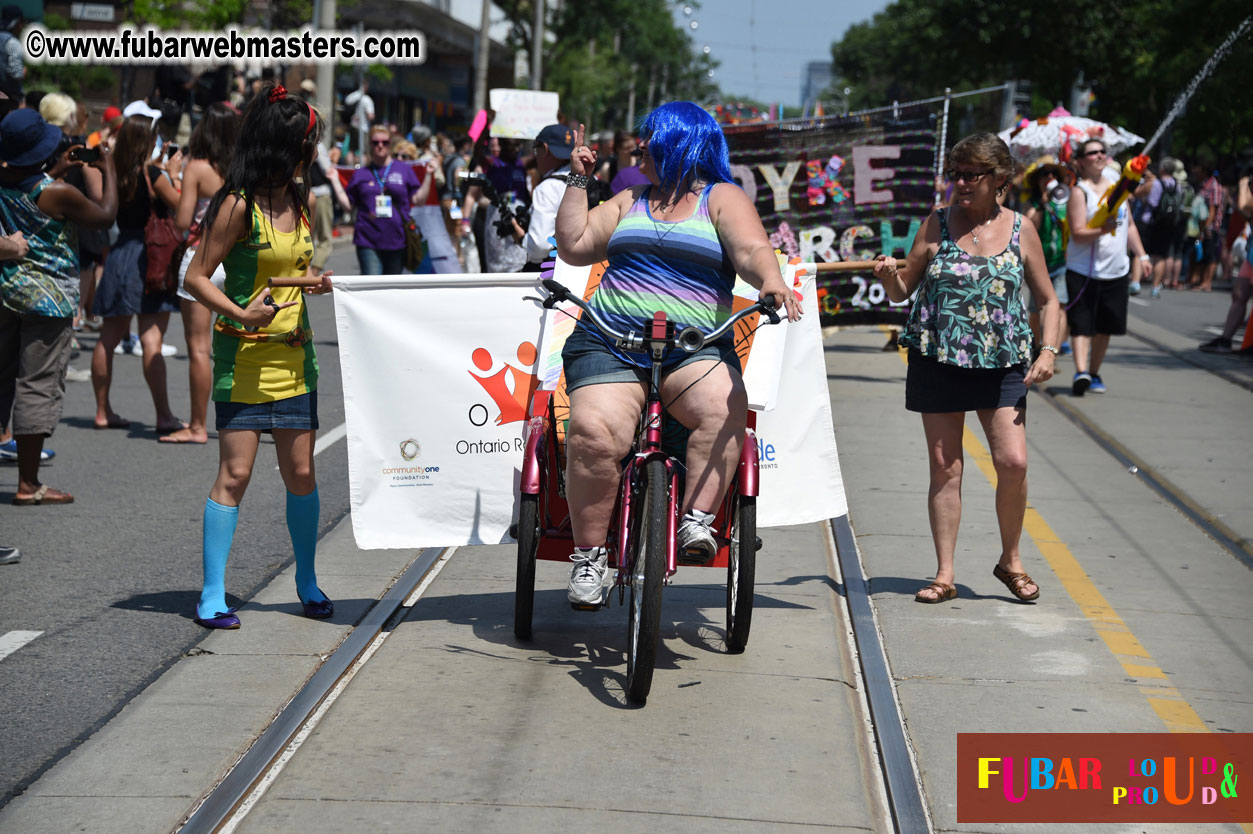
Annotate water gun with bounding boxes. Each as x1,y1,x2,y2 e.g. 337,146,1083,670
1087,154,1150,232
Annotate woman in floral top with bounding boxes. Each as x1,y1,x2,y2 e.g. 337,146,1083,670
873,133,1060,605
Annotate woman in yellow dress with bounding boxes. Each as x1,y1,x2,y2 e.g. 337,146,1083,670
183,84,333,629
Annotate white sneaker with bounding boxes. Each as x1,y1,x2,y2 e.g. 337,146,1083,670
567,547,608,606
160,343,178,357
64,366,92,382
678,510,717,564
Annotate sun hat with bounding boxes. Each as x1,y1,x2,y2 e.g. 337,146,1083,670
0,109,64,167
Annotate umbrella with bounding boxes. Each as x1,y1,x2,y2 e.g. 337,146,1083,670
997,116,1144,164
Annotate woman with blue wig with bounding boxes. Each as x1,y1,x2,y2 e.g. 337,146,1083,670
554,101,801,606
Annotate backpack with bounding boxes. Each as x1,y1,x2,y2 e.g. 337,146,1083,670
1152,180,1184,230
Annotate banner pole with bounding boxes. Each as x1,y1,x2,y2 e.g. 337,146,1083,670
935,87,952,207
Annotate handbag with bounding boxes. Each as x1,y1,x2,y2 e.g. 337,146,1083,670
404,216,425,271
142,168,182,293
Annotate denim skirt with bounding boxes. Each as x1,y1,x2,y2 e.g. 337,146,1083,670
215,391,319,432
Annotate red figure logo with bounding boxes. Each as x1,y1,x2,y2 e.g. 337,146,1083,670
469,341,540,425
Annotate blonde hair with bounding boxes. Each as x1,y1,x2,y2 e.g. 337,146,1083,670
39,92,77,129
948,132,1018,189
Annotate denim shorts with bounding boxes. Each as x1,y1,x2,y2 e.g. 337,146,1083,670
215,391,319,432
561,323,741,392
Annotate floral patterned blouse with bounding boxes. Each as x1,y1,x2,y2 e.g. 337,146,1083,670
899,210,1034,369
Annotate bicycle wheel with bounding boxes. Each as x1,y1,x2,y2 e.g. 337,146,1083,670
725,495,756,652
626,458,668,703
514,494,539,640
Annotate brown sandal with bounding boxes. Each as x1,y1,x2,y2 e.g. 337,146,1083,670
993,563,1040,601
914,581,957,604
12,484,74,506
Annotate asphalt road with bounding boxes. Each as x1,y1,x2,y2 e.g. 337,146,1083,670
0,252,1247,810
0,242,358,808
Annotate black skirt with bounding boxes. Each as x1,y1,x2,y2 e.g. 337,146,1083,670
905,349,1028,413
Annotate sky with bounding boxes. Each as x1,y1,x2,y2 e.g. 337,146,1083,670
672,0,891,108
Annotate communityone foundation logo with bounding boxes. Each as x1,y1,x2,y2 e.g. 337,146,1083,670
957,733,1250,824
382,437,439,485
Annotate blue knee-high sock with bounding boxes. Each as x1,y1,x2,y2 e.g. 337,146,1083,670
199,498,239,619
287,487,326,603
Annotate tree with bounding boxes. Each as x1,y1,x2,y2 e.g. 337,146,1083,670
829,0,1252,159
538,0,718,131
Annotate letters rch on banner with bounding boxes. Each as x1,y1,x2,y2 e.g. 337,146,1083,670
724,114,937,327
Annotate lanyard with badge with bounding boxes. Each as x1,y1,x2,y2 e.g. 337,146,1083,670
371,162,394,218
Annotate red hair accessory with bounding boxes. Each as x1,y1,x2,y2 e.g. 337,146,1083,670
305,103,316,137
268,84,288,103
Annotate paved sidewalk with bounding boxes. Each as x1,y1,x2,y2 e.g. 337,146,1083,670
826,325,1252,833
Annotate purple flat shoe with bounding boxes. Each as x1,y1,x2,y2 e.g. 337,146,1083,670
300,593,333,620
195,608,241,629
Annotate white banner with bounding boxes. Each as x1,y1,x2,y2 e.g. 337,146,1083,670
756,272,848,523
488,88,560,140
332,266,846,549
333,273,545,549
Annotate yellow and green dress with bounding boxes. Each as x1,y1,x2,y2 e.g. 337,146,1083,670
212,202,318,404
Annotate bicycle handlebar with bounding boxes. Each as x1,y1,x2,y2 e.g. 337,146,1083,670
541,278,782,354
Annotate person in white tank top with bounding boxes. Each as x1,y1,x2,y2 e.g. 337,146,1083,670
1063,140,1149,396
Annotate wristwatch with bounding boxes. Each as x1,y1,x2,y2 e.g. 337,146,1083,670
1040,345,1059,355
565,173,590,190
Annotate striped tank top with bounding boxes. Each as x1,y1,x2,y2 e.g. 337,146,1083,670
211,201,318,403
585,183,736,365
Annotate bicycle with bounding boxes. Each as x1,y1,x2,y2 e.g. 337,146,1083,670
513,277,781,703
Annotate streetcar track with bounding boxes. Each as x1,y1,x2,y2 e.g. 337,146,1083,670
176,546,451,834
1126,327,1253,394
1035,388,1253,570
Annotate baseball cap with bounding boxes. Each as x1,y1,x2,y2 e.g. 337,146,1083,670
102,105,123,127
535,124,574,160
122,99,163,123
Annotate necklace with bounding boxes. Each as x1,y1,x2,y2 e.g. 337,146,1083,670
970,208,999,245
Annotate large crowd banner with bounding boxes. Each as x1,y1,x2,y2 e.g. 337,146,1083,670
332,266,845,549
724,113,937,327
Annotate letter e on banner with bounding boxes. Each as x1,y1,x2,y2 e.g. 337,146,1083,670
854,145,900,204
729,164,758,205
758,161,802,212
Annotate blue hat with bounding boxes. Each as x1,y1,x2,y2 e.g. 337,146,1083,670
0,108,62,167
534,124,574,160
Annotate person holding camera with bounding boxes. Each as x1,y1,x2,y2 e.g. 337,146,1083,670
345,125,434,275
517,123,576,272
0,108,117,504
89,112,183,434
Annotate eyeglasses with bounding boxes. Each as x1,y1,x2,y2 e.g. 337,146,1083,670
370,139,390,147
945,168,995,183
1081,148,1107,157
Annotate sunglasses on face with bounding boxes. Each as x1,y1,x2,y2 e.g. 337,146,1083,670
1081,148,1107,157
371,139,390,147
945,168,995,183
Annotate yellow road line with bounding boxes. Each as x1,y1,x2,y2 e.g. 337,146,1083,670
885,331,1212,735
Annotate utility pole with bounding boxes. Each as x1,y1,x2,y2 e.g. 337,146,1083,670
474,0,491,113
315,0,335,148
530,0,543,90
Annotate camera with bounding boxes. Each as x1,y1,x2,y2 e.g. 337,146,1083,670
1048,182,1069,203
458,170,531,238
70,146,100,163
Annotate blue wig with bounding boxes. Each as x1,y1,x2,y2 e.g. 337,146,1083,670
639,101,733,193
